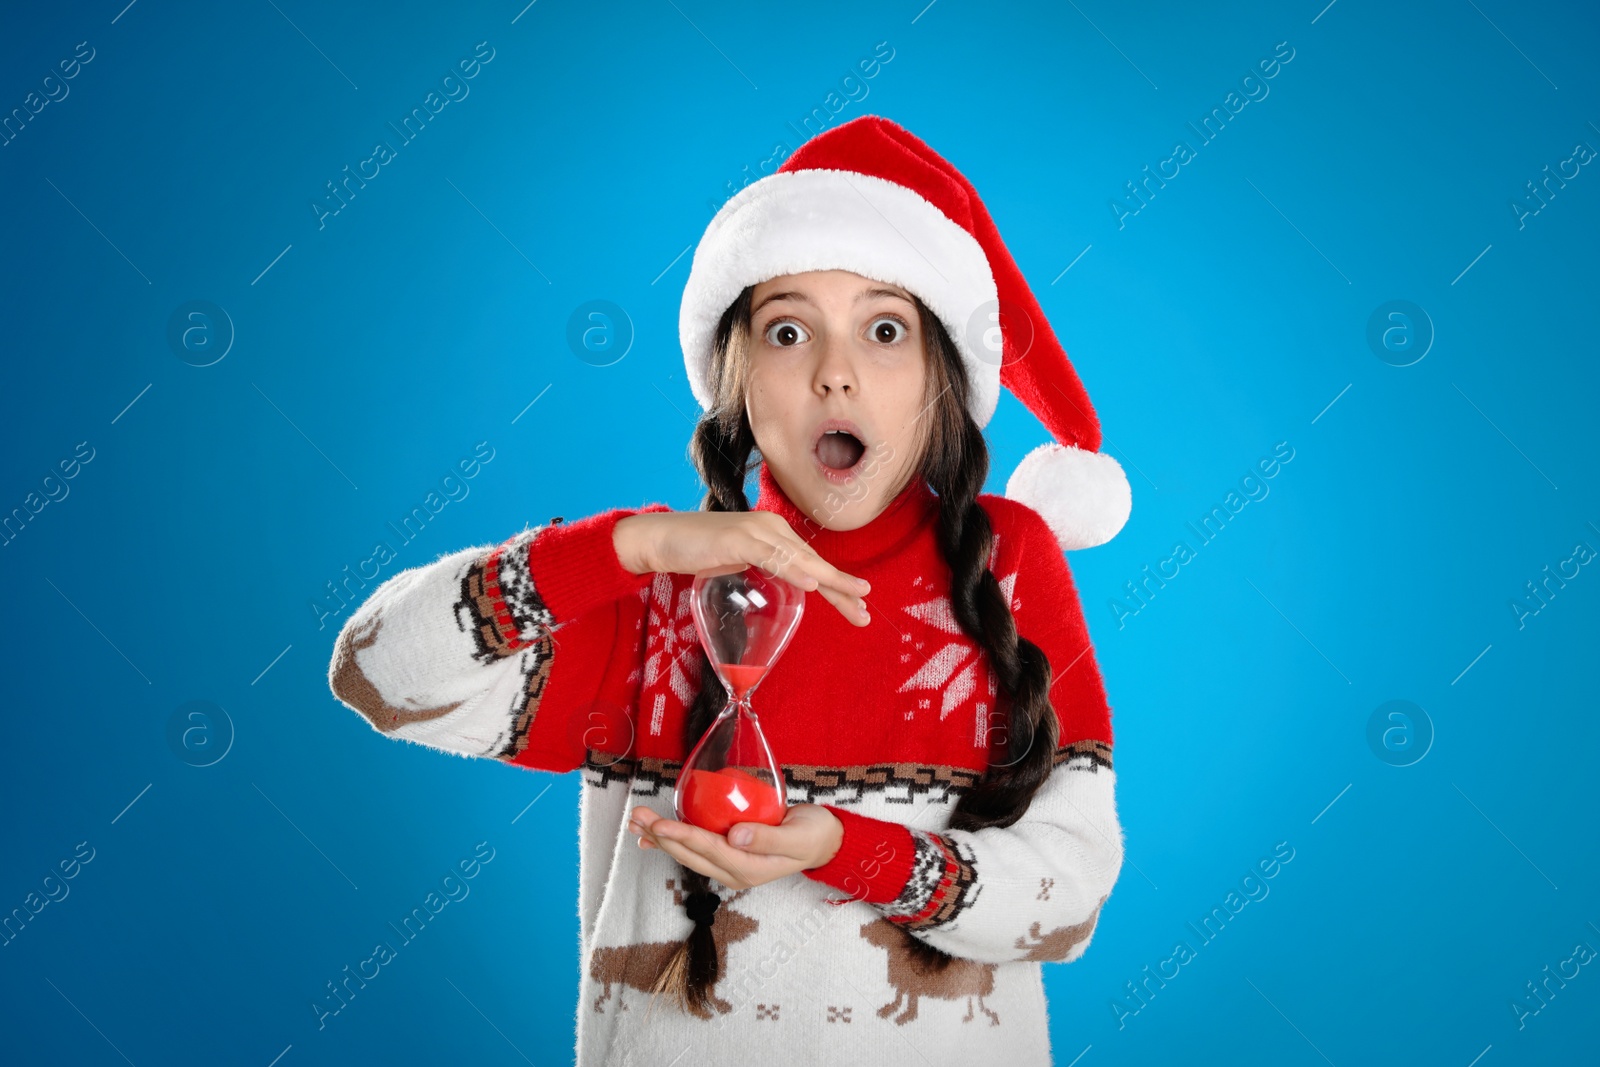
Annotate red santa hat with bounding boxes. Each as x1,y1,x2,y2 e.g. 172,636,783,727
678,114,1131,550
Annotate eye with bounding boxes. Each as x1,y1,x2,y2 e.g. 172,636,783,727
868,315,909,345
763,319,810,347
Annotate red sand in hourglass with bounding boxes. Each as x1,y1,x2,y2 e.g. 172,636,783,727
678,766,786,836
717,663,767,698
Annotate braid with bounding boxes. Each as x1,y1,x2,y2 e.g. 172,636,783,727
650,287,756,1017
896,298,1059,973
653,284,1057,998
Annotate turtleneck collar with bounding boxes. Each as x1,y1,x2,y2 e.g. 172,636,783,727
753,462,938,564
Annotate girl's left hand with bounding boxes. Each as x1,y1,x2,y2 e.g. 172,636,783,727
628,804,843,891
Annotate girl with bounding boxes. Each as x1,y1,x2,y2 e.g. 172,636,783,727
328,115,1132,1065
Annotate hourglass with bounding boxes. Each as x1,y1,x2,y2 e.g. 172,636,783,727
674,567,805,836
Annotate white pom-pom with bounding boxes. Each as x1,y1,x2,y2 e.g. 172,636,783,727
1004,443,1132,550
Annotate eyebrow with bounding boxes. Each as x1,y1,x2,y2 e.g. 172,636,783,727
751,286,914,316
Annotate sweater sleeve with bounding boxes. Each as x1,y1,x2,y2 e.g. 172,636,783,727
326,507,662,772
802,498,1123,965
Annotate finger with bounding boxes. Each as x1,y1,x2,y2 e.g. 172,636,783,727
743,535,815,589
727,821,808,861
755,543,870,622
815,584,871,626
698,561,751,579
817,563,872,599
776,537,870,598
655,821,768,888
746,532,869,601
746,512,871,593
648,830,748,887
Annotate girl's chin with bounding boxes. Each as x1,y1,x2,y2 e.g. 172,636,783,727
799,483,889,530
809,507,882,532
766,459,889,528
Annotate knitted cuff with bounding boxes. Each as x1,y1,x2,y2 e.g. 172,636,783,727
802,804,917,904
523,506,666,621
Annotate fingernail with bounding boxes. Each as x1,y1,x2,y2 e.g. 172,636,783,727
856,578,871,591
730,828,752,847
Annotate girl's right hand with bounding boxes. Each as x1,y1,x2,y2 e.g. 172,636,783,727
612,511,872,626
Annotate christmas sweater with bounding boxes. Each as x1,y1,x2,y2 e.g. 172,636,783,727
326,464,1123,1066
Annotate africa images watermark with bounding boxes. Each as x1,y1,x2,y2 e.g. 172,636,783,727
1510,930,1596,1032
1,840,98,949
1110,40,1297,229
310,440,497,632
311,41,497,230
1,39,97,149
1509,131,1595,231
707,40,897,217
1,440,96,549
310,841,496,1030
1508,525,1596,631
1110,440,1296,629
1111,840,1296,1029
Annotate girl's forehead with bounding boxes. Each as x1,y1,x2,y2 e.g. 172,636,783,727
751,269,916,303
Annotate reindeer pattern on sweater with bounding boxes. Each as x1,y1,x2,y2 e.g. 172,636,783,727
327,466,1123,1066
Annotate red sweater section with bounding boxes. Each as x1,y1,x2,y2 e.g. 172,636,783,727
524,506,665,619
807,803,917,903
513,465,1113,905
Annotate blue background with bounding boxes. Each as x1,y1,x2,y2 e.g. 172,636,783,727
2,0,1596,1064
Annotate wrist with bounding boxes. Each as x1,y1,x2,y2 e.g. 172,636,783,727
611,514,655,575
808,805,845,870
800,805,917,904
525,509,657,620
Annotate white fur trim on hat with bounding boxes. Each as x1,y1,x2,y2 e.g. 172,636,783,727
1005,442,1133,550
679,168,1002,426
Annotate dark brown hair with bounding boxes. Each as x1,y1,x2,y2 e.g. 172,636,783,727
649,284,1059,1014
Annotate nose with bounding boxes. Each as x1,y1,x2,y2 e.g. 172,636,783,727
811,335,857,400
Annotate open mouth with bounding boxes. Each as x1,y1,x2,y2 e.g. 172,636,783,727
813,420,868,481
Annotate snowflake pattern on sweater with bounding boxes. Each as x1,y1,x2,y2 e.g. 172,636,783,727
327,465,1123,1066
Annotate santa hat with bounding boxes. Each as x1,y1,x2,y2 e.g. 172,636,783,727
678,114,1131,550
